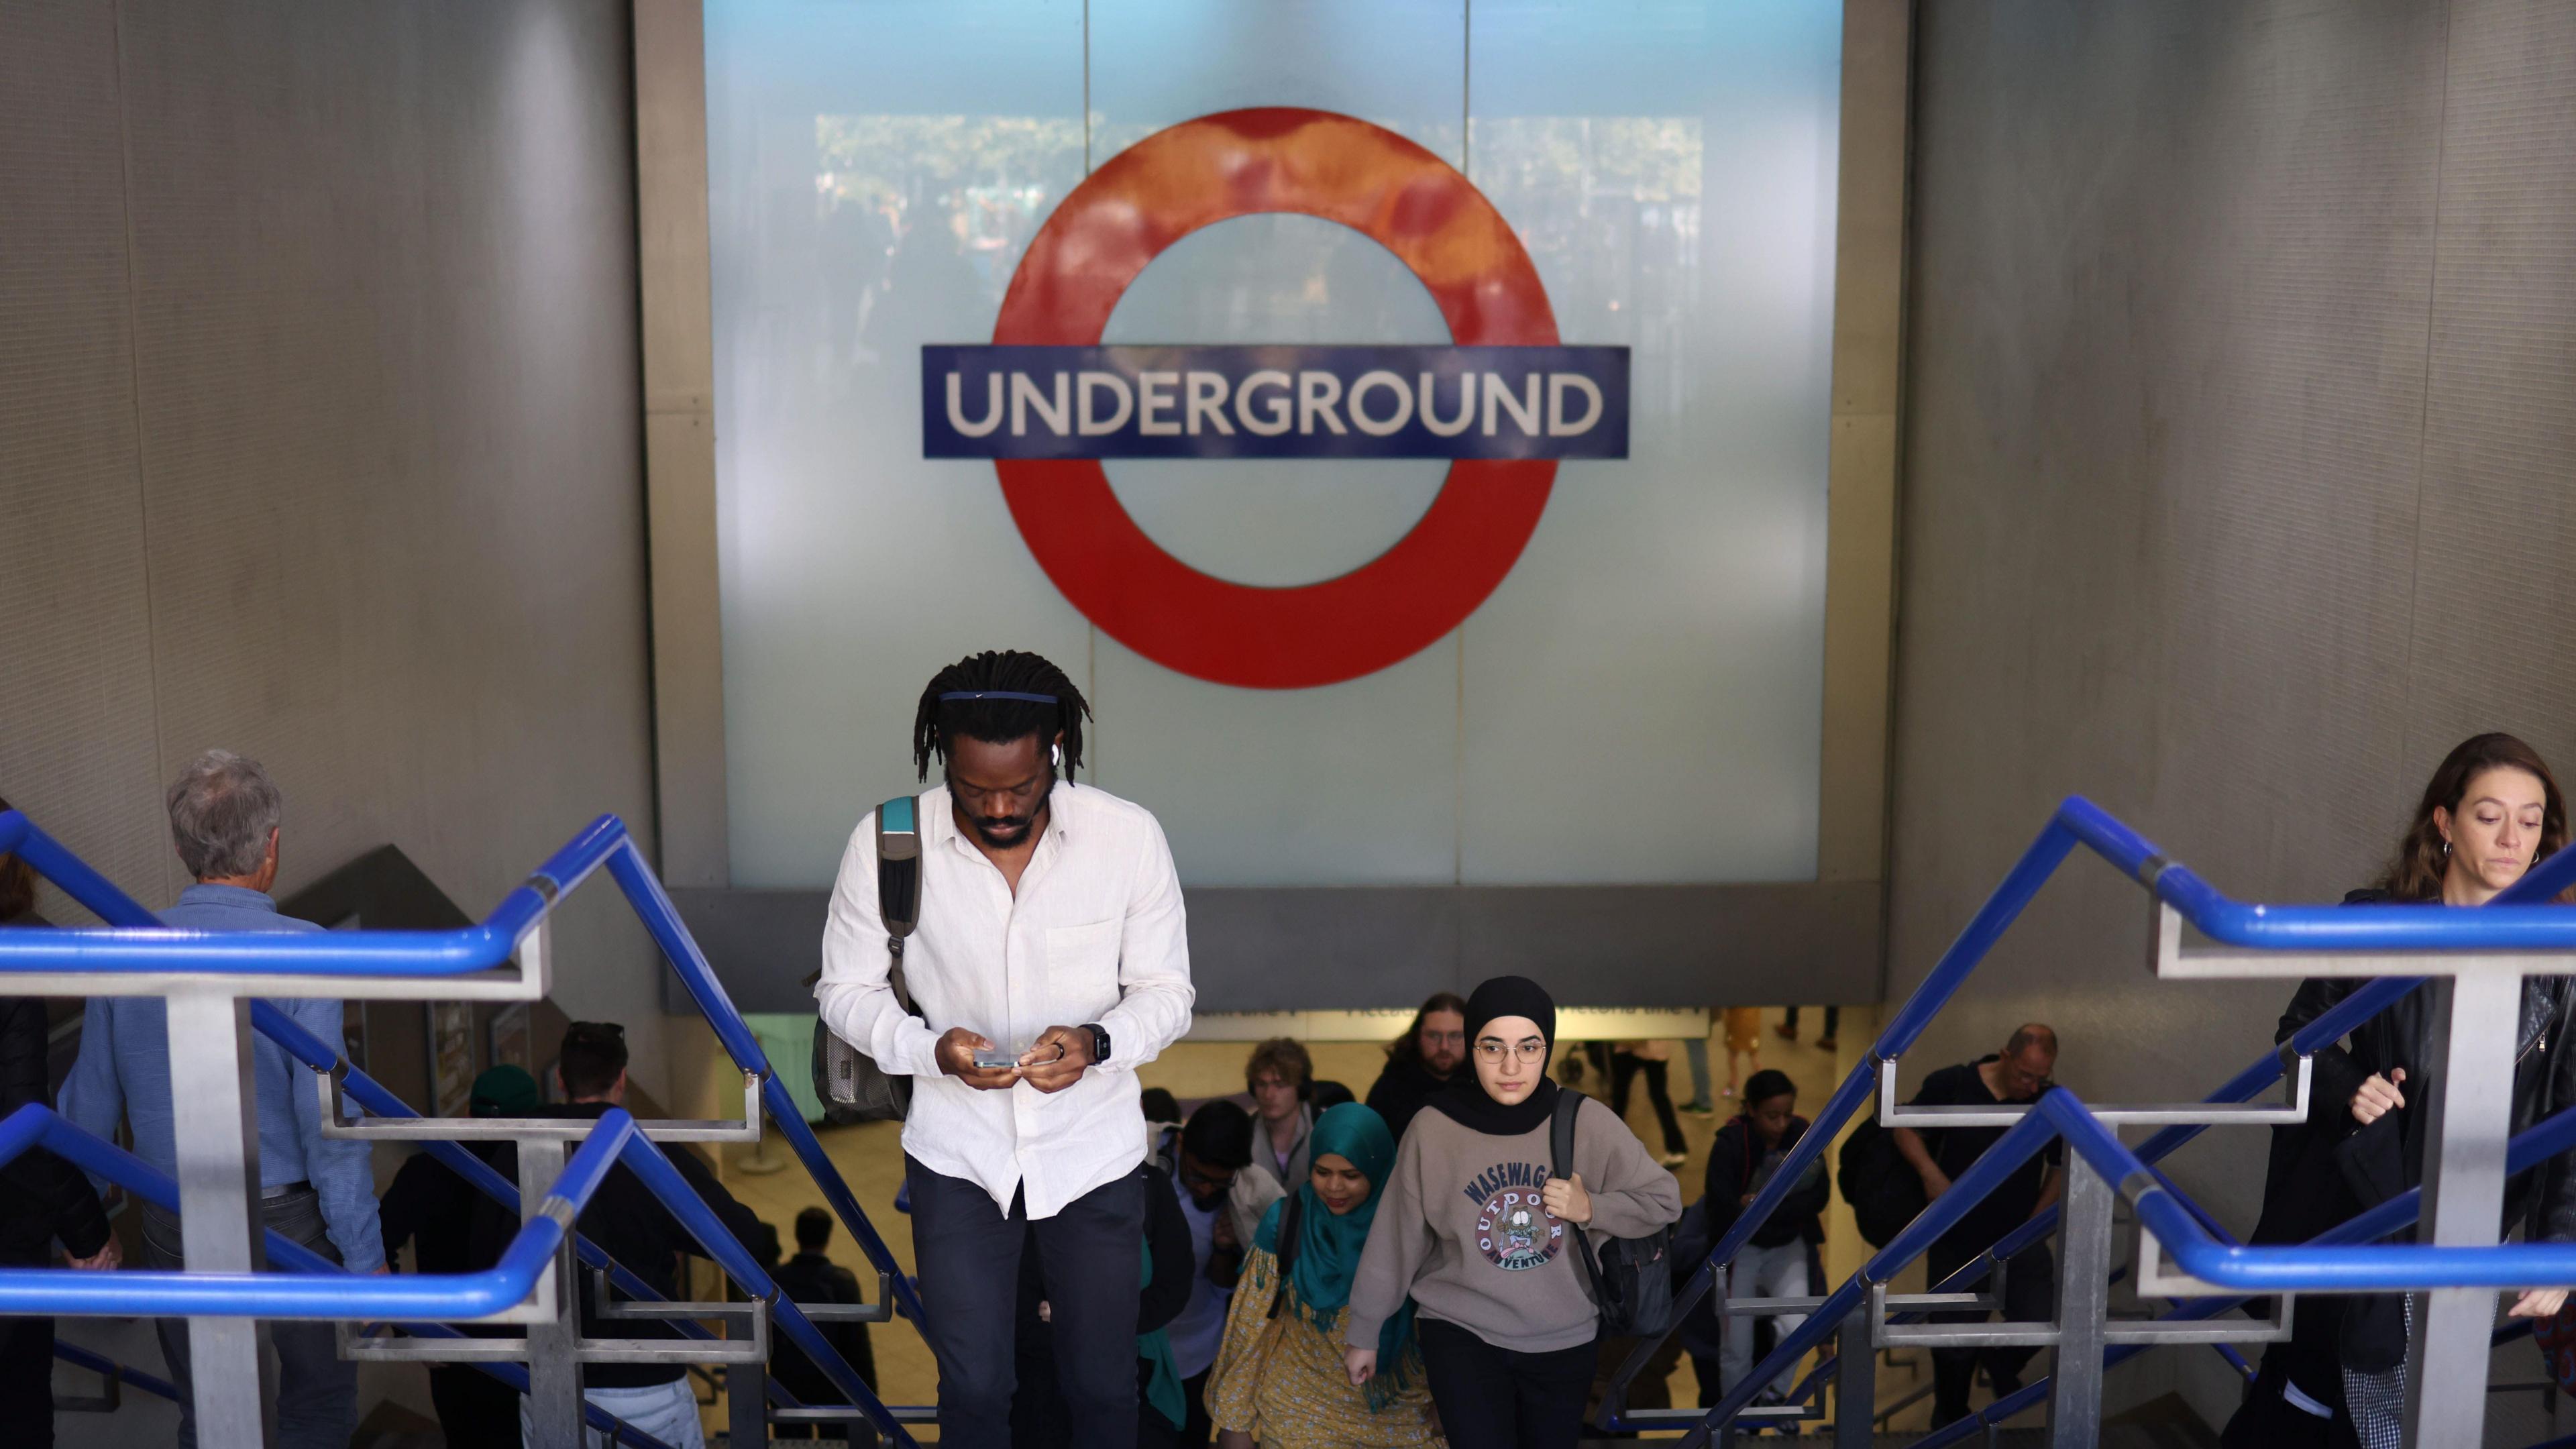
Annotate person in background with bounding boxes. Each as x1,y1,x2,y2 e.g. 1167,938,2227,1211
2230,733,2576,1449
0,796,117,1445
1142,1086,1183,1136
1347,976,1683,1448
769,1206,877,1436
1774,1006,1839,1053
1208,1103,1439,1448
1165,1101,1256,1446
1311,1079,1356,1112
1891,1024,2064,1428
1609,1040,1688,1168
1366,993,1468,1142
1701,1070,1827,1403
1680,1009,1717,1116
379,1064,541,1448
1012,1153,1194,1449
471,1022,769,1448
1230,1037,1317,1250
1721,1008,1763,1099
60,751,384,1449
1246,1037,1316,1188
814,652,1195,1449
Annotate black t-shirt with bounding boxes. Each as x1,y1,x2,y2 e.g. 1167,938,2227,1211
1905,1056,2062,1252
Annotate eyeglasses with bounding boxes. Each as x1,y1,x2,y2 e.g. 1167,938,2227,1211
1179,1161,1236,1193
1474,1039,1547,1064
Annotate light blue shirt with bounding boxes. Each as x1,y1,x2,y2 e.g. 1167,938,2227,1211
1165,1169,1232,1379
58,883,384,1272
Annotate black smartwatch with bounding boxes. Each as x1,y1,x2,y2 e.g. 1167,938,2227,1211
1081,1022,1112,1064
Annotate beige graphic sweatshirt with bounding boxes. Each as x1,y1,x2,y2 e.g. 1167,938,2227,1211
1346,1093,1684,1355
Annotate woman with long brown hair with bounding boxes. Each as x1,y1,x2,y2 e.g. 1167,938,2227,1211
2226,734,2576,1449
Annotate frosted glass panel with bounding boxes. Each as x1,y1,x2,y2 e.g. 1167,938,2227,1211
707,0,1839,889
1460,0,1840,883
706,0,1091,886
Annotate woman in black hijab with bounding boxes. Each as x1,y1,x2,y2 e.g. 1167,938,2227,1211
1343,976,1682,1448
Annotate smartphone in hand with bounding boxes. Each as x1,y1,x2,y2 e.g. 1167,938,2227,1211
971,1048,1020,1070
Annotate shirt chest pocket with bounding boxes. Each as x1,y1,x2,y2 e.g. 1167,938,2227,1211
1042,918,1123,1022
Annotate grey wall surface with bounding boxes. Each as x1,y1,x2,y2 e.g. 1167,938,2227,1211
671,879,1882,1016
1893,0,2576,1430
0,1,665,1087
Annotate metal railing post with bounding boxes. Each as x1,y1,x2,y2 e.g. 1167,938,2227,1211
2047,1155,2112,1448
730,1366,767,1446
1835,1312,1874,1449
2404,973,2522,1448
166,988,272,1447
519,1138,585,1449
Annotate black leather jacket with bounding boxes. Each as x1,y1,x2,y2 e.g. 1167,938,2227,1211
2263,890,2576,1249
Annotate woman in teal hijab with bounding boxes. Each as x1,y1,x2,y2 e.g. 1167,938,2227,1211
1208,1103,1442,1448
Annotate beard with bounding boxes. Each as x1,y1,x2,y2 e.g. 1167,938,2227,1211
967,808,1039,849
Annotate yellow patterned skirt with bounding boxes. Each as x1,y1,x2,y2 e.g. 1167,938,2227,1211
1205,1246,1445,1448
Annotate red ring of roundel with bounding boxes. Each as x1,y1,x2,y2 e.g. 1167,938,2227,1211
988,106,1560,690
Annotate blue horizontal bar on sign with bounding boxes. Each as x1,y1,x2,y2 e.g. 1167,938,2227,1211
921,344,1630,460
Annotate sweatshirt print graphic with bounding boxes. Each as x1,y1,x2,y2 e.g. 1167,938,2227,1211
1464,1159,1564,1271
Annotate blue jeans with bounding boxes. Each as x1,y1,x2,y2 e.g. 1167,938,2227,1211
908,1157,1146,1449
1682,1038,1713,1108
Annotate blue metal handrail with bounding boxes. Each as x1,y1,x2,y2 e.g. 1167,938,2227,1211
1615,794,2576,1436
53,1338,180,1404
611,1121,917,1446
10,1106,676,1448
1,811,756,1363
0,1102,630,1318
0,810,609,975
1605,796,2453,1430
0,806,919,1427
1895,1095,2576,1449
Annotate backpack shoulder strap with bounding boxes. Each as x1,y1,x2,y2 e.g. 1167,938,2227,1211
1267,1193,1305,1319
1551,1088,1585,1179
875,796,922,937
874,796,922,1014
1550,1090,1606,1296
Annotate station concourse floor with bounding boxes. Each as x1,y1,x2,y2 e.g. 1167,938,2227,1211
699,1008,1925,1442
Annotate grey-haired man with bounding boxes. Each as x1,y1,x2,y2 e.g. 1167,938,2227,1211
61,749,382,1448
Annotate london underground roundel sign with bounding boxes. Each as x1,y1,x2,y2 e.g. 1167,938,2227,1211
926,107,1630,690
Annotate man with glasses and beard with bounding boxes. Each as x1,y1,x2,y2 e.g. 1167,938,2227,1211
1364,992,1468,1142
816,650,1196,1449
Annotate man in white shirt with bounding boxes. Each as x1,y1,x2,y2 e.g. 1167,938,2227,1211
815,649,1194,1449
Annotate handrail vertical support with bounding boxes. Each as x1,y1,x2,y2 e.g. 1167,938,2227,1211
519,1138,585,1449
2404,973,2521,1448
729,1364,767,1445
1835,1311,1874,1448
2047,1155,2112,1448
167,988,272,1447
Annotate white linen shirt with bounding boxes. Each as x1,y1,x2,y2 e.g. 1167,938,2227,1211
814,782,1195,1218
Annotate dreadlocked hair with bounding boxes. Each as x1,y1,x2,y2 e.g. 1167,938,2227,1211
912,649,1092,783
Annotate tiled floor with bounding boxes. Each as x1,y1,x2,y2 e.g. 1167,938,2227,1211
704,1008,1870,1440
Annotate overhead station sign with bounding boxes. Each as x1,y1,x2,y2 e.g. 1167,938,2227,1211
924,344,1628,460
926,107,1629,690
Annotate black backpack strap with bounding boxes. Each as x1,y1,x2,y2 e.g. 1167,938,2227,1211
1267,1192,1305,1319
875,796,922,1011
1552,1091,1605,1297
875,796,922,938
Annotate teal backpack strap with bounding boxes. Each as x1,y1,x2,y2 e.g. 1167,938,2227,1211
875,796,922,941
